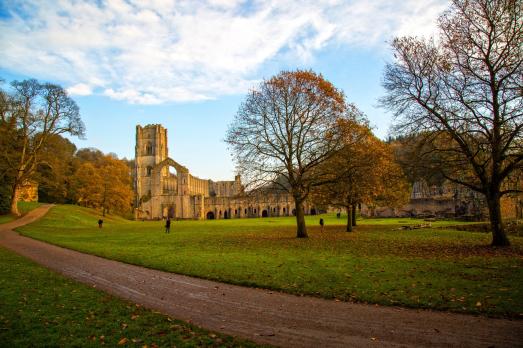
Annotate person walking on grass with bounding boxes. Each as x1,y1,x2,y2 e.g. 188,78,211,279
319,218,324,233
165,217,171,234
98,219,103,229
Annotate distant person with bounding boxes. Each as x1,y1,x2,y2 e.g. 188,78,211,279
319,218,324,232
336,212,341,219
165,218,171,234
98,219,103,229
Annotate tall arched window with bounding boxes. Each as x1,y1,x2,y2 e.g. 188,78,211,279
145,142,153,156
146,166,153,176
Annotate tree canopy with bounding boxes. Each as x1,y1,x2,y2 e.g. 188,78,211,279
0,78,85,215
381,0,522,246
226,70,351,238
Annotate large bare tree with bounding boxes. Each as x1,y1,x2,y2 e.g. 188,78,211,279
226,70,348,238
381,0,522,246
0,79,85,215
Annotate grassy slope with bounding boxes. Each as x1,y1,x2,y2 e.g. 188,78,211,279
0,246,262,347
18,205,523,318
0,202,42,224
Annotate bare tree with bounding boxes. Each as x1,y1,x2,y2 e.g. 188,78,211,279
226,70,348,238
0,79,85,215
381,0,522,246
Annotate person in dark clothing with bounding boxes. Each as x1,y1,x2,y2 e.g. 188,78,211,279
98,219,103,229
319,218,324,232
336,212,341,219
165,218,171,233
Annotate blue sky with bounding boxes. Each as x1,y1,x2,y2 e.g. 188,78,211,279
0,0,449,180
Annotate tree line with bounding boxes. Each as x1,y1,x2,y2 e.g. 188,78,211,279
0,79,134,217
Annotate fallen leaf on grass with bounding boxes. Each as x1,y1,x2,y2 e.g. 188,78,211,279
118,337,128,345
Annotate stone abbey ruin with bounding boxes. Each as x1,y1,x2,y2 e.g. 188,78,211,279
134,124,315,220
134,124,521,221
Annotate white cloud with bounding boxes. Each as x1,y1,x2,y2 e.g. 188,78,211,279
0,0,449,104
67,83,93,96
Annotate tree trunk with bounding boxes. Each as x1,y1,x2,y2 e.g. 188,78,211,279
486,193,510,246
352,204,357,226
9,183,20,216
346,205,353,232
295,200,308,238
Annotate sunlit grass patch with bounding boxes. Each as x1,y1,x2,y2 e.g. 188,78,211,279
18,204,523,318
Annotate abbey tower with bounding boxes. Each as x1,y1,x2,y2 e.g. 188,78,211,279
135,125,168,206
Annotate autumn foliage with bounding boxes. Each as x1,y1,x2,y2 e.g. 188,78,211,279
71,154,133,216
313,119,410,231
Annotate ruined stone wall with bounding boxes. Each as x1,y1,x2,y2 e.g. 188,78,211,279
134,124,318,220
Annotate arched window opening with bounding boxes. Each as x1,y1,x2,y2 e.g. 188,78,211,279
145,142,153,156
146,166,153,176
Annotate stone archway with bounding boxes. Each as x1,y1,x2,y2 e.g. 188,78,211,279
262,210,268,218
224,210,228,219
206,211,215,220
310,208,317,215
168,206,175,218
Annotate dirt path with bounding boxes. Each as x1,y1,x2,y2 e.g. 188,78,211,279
1,205,522,347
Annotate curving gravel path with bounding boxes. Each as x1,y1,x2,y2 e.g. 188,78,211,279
1,204,522,347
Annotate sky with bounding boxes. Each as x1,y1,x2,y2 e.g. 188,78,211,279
0,0,449,180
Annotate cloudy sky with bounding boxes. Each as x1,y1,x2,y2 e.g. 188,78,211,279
0,0,449,179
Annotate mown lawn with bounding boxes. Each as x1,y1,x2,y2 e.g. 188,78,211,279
18,205,523,318
0,246,261,347
0,202,42,224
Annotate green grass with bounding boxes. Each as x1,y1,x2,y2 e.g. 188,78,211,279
0,202,42,224
0,246,262,347
18,205,523,318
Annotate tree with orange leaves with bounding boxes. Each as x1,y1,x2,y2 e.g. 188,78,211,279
71,154,133,216
313,120,410,231
226,70,352,238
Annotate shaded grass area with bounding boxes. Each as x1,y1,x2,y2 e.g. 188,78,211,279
18,205,523,318
0,202,42,224
0,246,262,347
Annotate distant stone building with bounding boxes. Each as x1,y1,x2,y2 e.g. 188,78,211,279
18,180,38,202
361,179,522,220
134,124,315,220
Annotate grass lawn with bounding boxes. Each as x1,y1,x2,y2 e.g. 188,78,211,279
0,246,261,347
18,205,523,318
0,202,42,224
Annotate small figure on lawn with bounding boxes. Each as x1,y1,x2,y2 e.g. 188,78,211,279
165,217,171,234
336,212,341,219
319,218,324,232
98,219,103,229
